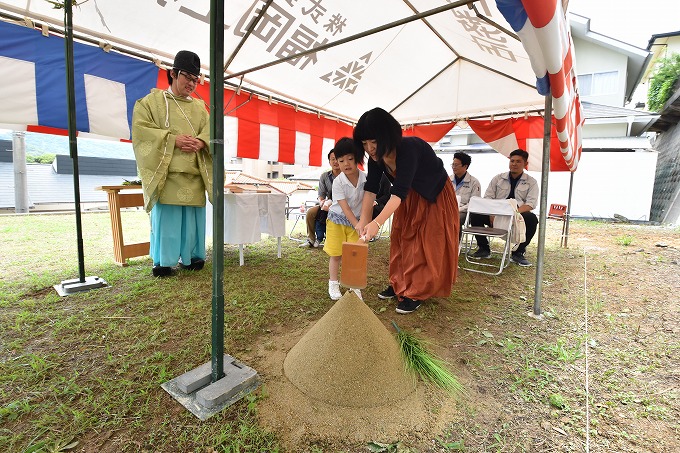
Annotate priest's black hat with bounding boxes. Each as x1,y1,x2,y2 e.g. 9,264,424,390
167,50,200,84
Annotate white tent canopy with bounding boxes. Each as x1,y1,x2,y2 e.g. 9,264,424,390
0,0,546,124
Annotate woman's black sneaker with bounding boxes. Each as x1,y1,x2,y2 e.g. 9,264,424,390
378,285,396,299
396,297,421,314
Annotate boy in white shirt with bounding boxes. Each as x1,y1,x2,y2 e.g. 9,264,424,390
324,137,366,301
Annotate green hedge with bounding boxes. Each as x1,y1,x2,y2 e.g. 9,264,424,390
26,154,56,164
647,53,680,112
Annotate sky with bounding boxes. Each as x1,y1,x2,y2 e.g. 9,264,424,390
567,0,679,49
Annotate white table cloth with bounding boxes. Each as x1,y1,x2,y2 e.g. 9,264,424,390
206,192,286,265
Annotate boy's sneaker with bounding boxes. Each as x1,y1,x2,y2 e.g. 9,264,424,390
313,240,320,248
350,288,363,300
298,239,314,248
471,248,491,259
396,297,421,314
510,252,532,267
328,280,342,300
378,285,396,300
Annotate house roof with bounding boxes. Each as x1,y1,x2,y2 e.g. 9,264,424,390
642,31,680,82
435,101,659,146
647,31,680,50
581,101,659,135
581,101,655,120
288,168,330,184
225,171,313,196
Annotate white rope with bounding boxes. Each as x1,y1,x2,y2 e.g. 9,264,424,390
163,90,197,135
163,90,211,186
583,248,591,452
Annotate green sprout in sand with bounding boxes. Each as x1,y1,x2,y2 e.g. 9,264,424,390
392,321,464,394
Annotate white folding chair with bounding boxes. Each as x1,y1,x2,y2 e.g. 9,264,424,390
459,196,515,275
375,213,393,240
287,192,319,242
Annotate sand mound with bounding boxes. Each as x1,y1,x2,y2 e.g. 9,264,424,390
283,291,416,407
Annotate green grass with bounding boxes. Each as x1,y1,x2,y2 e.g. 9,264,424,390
0,212,678,451
615,235,634,246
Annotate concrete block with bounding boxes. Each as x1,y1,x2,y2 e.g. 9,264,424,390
54,276,108,296
195,359,258,408
175,354,234,394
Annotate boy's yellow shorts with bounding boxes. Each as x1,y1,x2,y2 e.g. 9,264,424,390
323,220,359,256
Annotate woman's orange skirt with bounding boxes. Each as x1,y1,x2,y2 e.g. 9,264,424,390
389,180,459,300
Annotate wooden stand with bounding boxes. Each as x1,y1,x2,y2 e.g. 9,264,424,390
340,241,368,289
96,185,149,266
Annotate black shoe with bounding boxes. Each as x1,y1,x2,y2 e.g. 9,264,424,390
378,285,396,299
510,252,532,267
396,297,421,314
152,266,174,277
471,248,491,259
180,258,205,271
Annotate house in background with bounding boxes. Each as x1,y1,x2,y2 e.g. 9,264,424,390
0,143,139,212
644,31,680,224
434,13,659,221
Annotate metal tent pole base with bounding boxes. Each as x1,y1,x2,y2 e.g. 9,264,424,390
54,276,108,296
527,310,544,320
161,354,259,421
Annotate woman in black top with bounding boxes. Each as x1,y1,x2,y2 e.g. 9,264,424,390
354,107,459,314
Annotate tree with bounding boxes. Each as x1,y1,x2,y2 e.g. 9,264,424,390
647,53,680,112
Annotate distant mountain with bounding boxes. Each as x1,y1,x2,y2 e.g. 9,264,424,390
0,129,135,160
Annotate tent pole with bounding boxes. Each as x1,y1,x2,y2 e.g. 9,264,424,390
533,94,553,317
53,0,108,296
160,4,258,416
64,0,85,283
210,0,226,384
563,171,574,248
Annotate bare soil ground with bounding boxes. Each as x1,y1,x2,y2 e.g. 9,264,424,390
248,220,680,452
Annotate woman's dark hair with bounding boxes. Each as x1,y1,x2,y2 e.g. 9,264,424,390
353,107,402,161
332,137,364,165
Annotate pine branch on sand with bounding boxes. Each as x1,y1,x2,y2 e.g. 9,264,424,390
392,321,464,394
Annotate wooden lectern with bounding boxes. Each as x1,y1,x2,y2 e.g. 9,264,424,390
96,185,150,266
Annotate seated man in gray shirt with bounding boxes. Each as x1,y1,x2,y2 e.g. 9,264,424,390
451,152,481,237
301,150,340,248
470,149,539,267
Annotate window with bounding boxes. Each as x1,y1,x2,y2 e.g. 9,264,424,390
577,71,618,96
